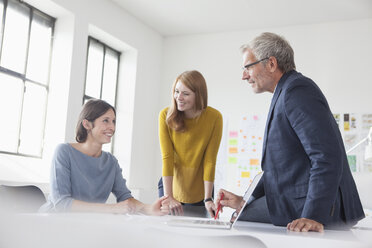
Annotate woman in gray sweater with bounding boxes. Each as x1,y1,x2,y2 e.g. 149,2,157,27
40,99,167,215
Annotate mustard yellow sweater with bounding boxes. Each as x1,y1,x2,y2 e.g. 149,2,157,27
158,106,223,203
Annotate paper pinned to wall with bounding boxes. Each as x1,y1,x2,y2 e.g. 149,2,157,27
234,114,265,194
336,112,372,172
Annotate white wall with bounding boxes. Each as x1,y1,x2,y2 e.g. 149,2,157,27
161,18,372,126
160,18,372,195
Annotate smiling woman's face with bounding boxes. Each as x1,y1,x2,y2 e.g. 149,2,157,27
87,108,116,145
174,80,196,116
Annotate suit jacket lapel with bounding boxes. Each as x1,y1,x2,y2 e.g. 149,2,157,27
261,72,293,167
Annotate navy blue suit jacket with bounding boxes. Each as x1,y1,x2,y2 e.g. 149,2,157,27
251,70,364,227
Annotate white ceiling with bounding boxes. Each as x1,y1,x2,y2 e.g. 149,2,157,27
110,0,372,36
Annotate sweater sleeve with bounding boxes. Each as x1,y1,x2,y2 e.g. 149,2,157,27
112,159,133,202
158,108,174,176
49,144,74,211
202,111,223,182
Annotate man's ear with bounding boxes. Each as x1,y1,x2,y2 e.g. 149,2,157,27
268,56,278,73
82,119,92,130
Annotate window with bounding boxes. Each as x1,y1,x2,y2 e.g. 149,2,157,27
84,37,120,151
0,0,55,158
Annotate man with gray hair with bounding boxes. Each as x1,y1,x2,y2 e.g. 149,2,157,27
217,32,364,232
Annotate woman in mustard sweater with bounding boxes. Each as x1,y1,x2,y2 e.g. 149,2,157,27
158,70,223,217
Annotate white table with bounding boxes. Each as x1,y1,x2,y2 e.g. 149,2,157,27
1,213,371,248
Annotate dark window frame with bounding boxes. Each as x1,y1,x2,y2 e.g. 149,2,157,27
0,0,55,158
83,36,121,152
83,36,121,106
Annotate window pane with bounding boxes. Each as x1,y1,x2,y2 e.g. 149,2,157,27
26,12,53,84
85,40,104,99
101,48,119,106
18,82,47,156
1,1,30,73
0,73,23,152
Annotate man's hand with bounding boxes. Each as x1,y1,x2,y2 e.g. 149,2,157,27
287,218,324,232
216,189,243,211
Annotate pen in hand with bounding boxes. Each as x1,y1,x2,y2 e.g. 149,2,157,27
214,192,224,220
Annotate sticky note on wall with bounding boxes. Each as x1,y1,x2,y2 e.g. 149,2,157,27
229,139,238,146
229,147,238,154
241,171,250,178
229,131,238,138
228,157,237,164
250,159,260,165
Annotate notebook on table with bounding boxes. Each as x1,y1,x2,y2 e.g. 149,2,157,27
165,171,264,230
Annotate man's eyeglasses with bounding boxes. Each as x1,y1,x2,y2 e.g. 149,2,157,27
243,57,269,71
